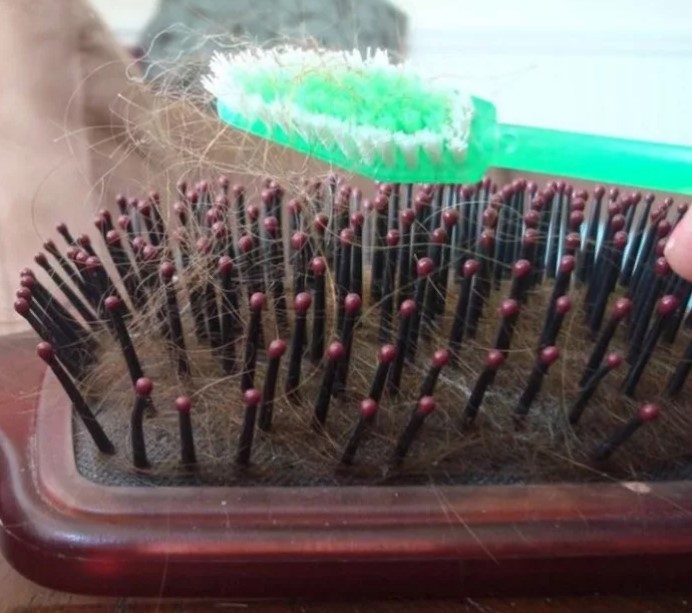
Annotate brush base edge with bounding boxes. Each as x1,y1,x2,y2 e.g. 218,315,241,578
0,332,691,598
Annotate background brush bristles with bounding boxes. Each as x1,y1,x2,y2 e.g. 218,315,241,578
17,177,692,487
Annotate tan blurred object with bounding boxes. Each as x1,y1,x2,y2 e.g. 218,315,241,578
0,0,151,333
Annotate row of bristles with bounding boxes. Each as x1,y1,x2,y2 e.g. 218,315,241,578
12,175,691,473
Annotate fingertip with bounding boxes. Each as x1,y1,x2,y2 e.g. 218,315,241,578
665,209,692,281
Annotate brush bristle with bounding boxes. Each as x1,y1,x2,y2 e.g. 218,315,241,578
16,176,692,487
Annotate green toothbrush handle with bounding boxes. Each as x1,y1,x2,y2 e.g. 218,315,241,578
493,123,692,194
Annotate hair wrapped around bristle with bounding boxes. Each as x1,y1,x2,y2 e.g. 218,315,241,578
17,177,691,487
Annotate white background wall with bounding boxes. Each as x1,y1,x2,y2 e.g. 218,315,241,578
89,0,692,146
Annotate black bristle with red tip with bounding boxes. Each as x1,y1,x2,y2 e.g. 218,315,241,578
593,403,660,461
313,341,346,428
16,176,692,489
514,346,560,420
392,396,436,467
241,292,265,392
569,353,623,425
463,349,505,427
622,295,680,397
285,292,311,399
160,262,190,377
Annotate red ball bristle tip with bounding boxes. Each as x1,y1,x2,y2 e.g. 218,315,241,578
291,232,309,251
654,257,671,276
540,346,560,366
218,175,229,189
373,194,388,213
524,210,540,227
609,188,619,201
442,210,459,228
135,377,153,397
432,349,450,368
486,349,505,369
74,251,88,266
378,344,397,364
77,234,91,249
14,298,30,315
512,259,532,278
657,220,672,238
644,192,655,204
362,199,373,213
243,388,262,407
605,352,623,369
379,183,393,196
160,261,176,280
175,396,192,413
238,235,254,254
594,185,605,199
432,228,448,245
499,298,520,318
401,209,416,226
106,229,121,245
386,229,400,247
638,403,660,423
294,292,312,313
555,295,572,315
104,296,122,312
212,222,226,239
480,230,495,250
310,256,327,275
523,230,539,247
463,259,480,277
20,267,35,278
570,198,586,212
231,184,244,198
250,292,265,311
610,213,626,232
350,212,365,228
569,211,585,229
658,295,679,316
566,233,581,251
416,257,434,278
143,245,160,261
246,204,260,222
261,189,273,205
327,341,346,361
339,228,354,245
612,297,633,319
16,288,31,300
196,237,212,255
263,216,278,235
19,275,35,289
613,231,628,250
559,255,576,273
85,256,101,269
344,293,362,314
36,341,54,362
287,199,302,216
360,398,379,419
137,199,151,215
314,213,329,232
414,195,429,214
663,197,674,208
268,339,287,359
399,299,416,317
482,207,498,228
461,184,475,199
418,396,436,416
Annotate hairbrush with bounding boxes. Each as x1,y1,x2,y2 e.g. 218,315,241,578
1,176,692,599
204,47,692,193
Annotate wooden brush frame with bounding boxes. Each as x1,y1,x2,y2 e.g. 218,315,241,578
1,331,691,598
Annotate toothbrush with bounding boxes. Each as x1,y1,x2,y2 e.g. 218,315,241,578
204,47,692,193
